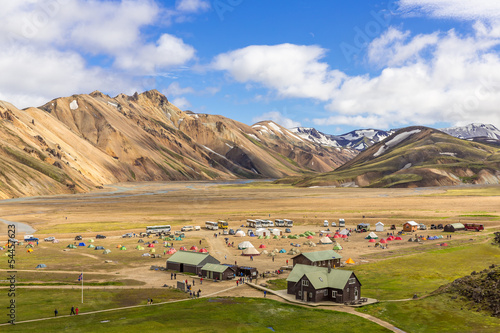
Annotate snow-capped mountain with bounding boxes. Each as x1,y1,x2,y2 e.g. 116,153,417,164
440,123,500,140
291,127,394,151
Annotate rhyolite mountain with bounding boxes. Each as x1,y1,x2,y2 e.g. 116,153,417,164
280,126,500,188
0,90,356,199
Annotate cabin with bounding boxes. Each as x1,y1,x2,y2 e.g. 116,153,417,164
444,223,466,232
403,221,419,232
287,264,362,303
201,263,236,280
375,222,384,232
292,250,342,268
166,251,220,275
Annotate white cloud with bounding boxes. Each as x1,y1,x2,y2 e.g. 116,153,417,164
398,0,500,21
253,111,301,129
212,44,346,101
164,82,195,97
176,0,210,13
172,97,192,110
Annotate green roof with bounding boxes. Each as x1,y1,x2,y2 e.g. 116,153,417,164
201,263,232,273
451,223,465,229
167,251,213,265
287,264,356,289
295,250,342,262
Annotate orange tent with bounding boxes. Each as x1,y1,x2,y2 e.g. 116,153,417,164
345,258,355,264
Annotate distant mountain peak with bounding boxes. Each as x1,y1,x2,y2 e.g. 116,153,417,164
441,123,500,140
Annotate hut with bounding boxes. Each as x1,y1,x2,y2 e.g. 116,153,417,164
443,223,466,232
238,241,254,250
166,251,220,275
287,264,361,303
201,263,236,280
292,249,342,268
242,247,260,256
375,222,384,232
403,221,419,232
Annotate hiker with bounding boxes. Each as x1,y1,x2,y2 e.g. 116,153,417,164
171,273,173,280
193,279,195,286
225,255,227,260
264,290,267,297
54,309,58,317
150,299,153,304
174,273,177,279
197,289,201,298
200,277,203,285
236,280,239,286
147,298,150,305
75,307,79,315
272,256,274,262
70,306,75,315
199,240,202,245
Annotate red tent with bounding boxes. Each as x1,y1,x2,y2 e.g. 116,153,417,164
147,244,155,248
179,246,187,251
380,238,387,244
259,244,266,248
326,234,332,237
166,248,176,254
333,234,340,239
198,248,208,253
387,237,394,241
440,243,448,246
395,236,402,240
369,239,376,243
341,234,348,238
306,236,313,239
190,246,198,251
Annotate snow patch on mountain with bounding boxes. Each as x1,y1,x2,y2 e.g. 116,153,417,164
374,129,421,157
70,100,78,110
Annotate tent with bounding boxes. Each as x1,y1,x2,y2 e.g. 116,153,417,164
262,250,269,255
27,248,33,253
306,235,314,239
138,239,144,243
175,237,182,241
242,247,260,256
380,238,387,244
179,246,187,251
368,239,376,243
190,246,198,251
78,242,86,246
279,249,286,253
259,244,267,248
333,234,340,239
116,244,122,248
95,246,105,250
103,249,111,254
142,253,150,257
199,248,208,253
345,258,355,264
67,244,77,249
320,237,333,244
375,222,384,232
36,264,47,269
53,239,59,243
339,229,350,236
88,239,94,243
440,243,449,246
341,234,348,239
26,244,34,248
271,229,282,236
148,244,155,248
166,248,176,255
150,249,156,253
395,236,403,240
255,228,268,237
120,246,127,250
333,244,343,250
235,230,246,237
365,232,378,240
136,245,144,250
88,244,95,248
238,241,254,249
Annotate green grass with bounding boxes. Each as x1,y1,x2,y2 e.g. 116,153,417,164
431,187,500,196
349,241,500,300
5,296,391,332
266,278,288,290
357,293,500,333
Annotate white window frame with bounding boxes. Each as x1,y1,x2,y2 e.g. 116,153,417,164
332,291,337,298
349,278,356,284
302,280,309,286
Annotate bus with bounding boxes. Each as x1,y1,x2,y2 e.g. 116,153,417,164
146,225,171,234
254,219,262,228
246,219,256,228
260,219,269,228
275,219,284,227
284,219,293,227
218,220,229,229
205,221,219,230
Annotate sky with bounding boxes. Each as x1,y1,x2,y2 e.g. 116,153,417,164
2,0,500,135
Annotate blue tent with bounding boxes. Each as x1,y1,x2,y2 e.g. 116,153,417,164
36,264,47,268
78,242,86,246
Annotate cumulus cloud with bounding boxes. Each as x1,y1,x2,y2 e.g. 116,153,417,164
0,0,197,108
176,0,210,13
253,111,301,129
172,97,192,110
398,0,500,21
164,82,195,97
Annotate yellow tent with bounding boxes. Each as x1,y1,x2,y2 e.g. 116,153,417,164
149,248,156,253
27,248,34,253
345,258,355,264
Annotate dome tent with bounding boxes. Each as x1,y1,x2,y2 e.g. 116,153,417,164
242,247,260,256
238,241,254,250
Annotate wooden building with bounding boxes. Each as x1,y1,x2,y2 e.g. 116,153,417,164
201,263,236,280
292,250,342,268
287,264,362,303
166,251,220,275
403,221,419,232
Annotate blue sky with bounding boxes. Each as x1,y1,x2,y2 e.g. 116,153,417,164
2,0,500,134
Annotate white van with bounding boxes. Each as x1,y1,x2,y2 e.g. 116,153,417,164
194,226,201,231
323,220,329,227
181,226,194,232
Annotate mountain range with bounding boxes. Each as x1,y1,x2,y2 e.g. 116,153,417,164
0,90,356,199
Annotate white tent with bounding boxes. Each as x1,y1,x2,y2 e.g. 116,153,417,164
365,232,378,239
271,228,282,236
234,230,246,237
320,237,333,244
255,228,269,237
238,241,254,249
242,247,260,256
339,229,350,236
375,222,384,232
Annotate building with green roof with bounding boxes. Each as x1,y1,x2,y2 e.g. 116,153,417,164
201,263,236,280
166,250,220,275
292,249,342,268
287,264,361,303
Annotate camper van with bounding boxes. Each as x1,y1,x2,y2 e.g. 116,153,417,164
339,219,345,227
265,219,274,227
323,220,329,227
260,220,269,228
247,219,256,228
275,219,285,227
255,220,263,228
181,226,194,232
284,219,293,227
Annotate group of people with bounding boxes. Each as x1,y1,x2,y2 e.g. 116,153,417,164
54,306,79,316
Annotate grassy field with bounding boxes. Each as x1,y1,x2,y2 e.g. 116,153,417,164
4,296,391,332
357,294,500,333
349,241,500,300
431,186,500,197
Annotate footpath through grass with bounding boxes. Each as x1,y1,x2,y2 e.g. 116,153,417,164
5,297,391,332
351,241,500,300
357,293,500,333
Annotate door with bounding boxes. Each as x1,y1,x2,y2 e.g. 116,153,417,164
354,287,358,301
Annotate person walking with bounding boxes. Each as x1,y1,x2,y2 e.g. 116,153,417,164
197,289,201,298
174,273,177,279
264,290,267,297
236,280,239,287
171,273,173,280
70,306,75,315
193,279,195,286
200,277,203,285
54,309,58,317
75,307,79,315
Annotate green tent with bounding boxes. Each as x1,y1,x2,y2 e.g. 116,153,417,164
88,244,95,248
88,239,94,243
67,244,77,249
103,249,111,254
273,235,279,239
120,246,127,250
136,245,144,250
333,244,343,250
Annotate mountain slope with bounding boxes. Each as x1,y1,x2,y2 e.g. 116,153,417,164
291,127,393,151
285,126,500,188
0,90,356,198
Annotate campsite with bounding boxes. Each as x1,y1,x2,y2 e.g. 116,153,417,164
1,181,500,332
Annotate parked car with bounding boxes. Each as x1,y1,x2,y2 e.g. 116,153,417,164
331,222,337,227
24,235,39,242
44,236,55,242
96,234,106,239
181,226,194,232
194,226,201,231
122,233,133,238
323,220,329,227
285,228,292,233
430,224,436,230
229,229,235,235
75,235,83,240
